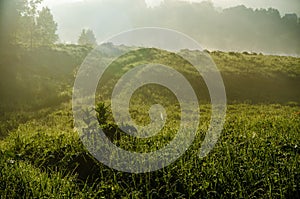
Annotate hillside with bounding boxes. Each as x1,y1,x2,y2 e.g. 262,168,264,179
0,44,299,198
1,44,299,112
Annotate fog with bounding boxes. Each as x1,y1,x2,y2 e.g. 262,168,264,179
191,0,300,16
41,0,300,55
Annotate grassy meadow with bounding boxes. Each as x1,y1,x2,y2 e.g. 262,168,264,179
0,45,300,198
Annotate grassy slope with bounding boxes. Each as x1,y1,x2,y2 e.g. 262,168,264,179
0,46,300,198
211,51,300,103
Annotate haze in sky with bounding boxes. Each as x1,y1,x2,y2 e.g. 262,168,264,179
39,0,300,55
42,0,300,15
190,0,300,16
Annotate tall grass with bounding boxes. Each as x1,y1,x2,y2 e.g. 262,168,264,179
1,103,299,198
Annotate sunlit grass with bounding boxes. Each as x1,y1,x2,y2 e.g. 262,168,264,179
1,103,299,198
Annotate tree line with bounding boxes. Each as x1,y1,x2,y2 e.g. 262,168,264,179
0,0,97,48
2,0,299,54
136,1,300,55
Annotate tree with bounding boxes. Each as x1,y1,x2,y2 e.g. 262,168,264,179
78,29,97,46
0,1,15,45
16,0,43,47
36,7,58,45
0,0,31,45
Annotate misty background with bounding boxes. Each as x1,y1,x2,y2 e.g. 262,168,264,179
0,0,299,112
42,0,300,55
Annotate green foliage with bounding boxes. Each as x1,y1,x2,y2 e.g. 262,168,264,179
0,159,81,198
0,45,92,112
95,102,110,125
96,47,300,104
1,44,299,114
1,2,299,197
0,44,299,197
0,103,299,198
36,7,59,45
1,0,59,47
78,29,97,47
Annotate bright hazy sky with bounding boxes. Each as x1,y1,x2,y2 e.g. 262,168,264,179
41,0,300,15
39,0,300,47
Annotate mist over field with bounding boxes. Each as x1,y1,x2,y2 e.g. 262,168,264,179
0,0,300,198
46,0,300,55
